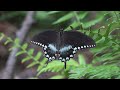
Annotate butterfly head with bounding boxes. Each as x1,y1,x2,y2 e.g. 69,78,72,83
55,51,61,57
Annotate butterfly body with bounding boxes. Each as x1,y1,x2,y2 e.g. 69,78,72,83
31,30,96,69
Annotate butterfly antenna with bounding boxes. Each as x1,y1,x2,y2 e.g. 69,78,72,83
64,61,66,69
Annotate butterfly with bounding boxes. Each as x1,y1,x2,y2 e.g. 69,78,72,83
31,29,96,69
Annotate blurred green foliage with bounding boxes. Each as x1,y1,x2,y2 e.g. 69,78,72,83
0,11,120,79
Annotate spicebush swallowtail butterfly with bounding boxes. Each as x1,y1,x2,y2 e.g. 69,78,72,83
31,29,96,69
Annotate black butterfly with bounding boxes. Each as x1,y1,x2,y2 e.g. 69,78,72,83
31,29,96,69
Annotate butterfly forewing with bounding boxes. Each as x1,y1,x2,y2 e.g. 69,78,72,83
64,31,96,49
31,30,58,45
31,30,58,61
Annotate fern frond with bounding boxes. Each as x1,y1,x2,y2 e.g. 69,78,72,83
53,12,73,24
48,11,61,15
0,33,5,40
37,59,79,76
69,64,120,79
49,75,65,79
0,32,43,73
82,15,104,29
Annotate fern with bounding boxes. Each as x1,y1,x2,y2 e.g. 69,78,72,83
0,33,46,75
49,75,65,79
0,11,120,79
0,32,78,78
45,11,120,79
67,11,120,79
37,59,78,77
0,11,26,21
69,64,120,79
36,54,86,78
91,20,120,64
48,11,105,31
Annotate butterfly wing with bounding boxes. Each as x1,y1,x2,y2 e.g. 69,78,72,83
31,30,58,45
31,30,96,69
31,30,58,61
64,31,96,49
58,31,96,63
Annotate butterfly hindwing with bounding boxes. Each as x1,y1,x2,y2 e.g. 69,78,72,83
59,45,73,61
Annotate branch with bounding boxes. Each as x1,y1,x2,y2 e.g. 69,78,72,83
2,11,35,79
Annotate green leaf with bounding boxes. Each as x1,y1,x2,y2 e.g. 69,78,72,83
22,56,31,63
37,59,79,76
91,46,108,56
36,11,49,20
65,12,88,31
53,12,73,24
83,15,104,28
34,52,42,61
14,38,20,44
27,62,38,68
0,33,5,41
28,49,34,55
14,38,20,47
104,22,115,37
49,75,64,79
4,40,11,45
65,21,79,31
21,43,28,50
78,12,88,19
8,47,14,51
69,65,92,79
48,11,60,15
78,54,86,66
4,37,13,45
0,11,26,21
37,58,47,72
37,65,43,72
28,77,38,79
37,61,63,76
16,51,26,56
96,36,105,44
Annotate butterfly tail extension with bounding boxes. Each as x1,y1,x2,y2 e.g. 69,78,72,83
64,61,66,69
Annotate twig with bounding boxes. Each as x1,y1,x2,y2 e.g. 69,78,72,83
2,11,35,79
